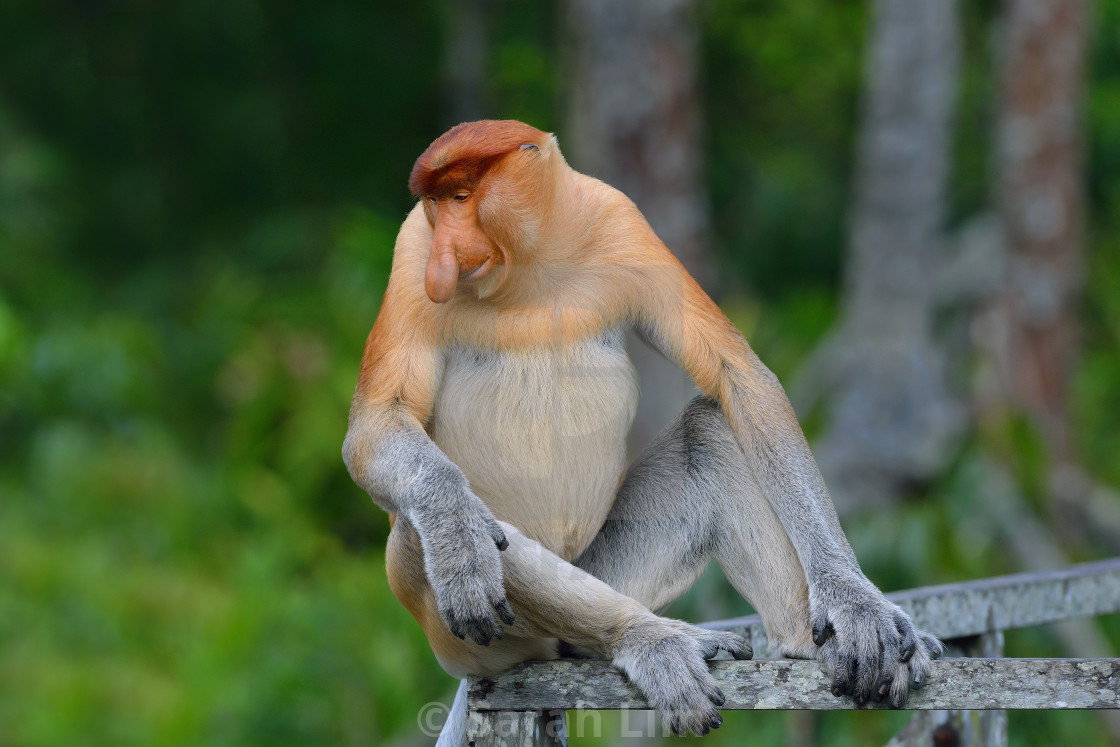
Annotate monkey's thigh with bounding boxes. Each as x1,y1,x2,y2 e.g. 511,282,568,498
574,396,815,657
384,516,558,678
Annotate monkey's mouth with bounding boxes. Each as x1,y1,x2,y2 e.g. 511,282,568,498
459,256,494,281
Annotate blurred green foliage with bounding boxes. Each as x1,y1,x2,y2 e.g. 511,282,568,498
1,1,1119,745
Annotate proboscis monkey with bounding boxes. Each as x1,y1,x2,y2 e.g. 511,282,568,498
343,120,942,740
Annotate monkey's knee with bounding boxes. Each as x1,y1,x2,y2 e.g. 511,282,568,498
675,395,727,434
675,394,737,445
641,395,741,481
682,394,723,420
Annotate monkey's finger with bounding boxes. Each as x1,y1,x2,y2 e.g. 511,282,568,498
812,620,835,647
487,610,508,643
830,655,856,698
921,633,943,659
680,711,721,737
680,650,728,722
494,597,516,626
852,651,883,706
893,610,917,663
710,632,752,661
442,600,504,646
898,637,916,664
670,703,721,737
489,522,509,551
693,630,750,660
690,660,726,707
909,668,925,690
693,714,718,737
874,674,894,702
890,676,909,709
466,612,506,647
442,607,467,640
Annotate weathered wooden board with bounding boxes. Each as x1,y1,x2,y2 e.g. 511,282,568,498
467,658,1120,711
465,709,567,747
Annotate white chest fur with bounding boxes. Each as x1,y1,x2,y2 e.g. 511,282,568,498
430,328,638,561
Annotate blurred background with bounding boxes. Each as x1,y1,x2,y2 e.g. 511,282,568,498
1,0,1119,744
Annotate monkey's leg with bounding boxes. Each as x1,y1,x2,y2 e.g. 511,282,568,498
577,396,940,706
575,396,816,658
385,513,748,737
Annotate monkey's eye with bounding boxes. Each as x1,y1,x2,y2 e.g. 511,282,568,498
452,192,470,202
428,196,438,204
520,143,539,151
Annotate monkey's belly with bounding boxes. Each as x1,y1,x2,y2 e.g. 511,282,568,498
431,330,639,561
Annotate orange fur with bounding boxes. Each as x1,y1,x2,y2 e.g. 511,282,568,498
409,120,547,198
344,122,941,723
350,119,793,674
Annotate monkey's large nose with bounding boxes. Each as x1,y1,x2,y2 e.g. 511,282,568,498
425,240,459,303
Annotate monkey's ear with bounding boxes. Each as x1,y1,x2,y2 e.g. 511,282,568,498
519,143,539,151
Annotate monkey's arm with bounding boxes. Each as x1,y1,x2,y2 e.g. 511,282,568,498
630,243,939,706
344,404,514,647
634,262,859,581
342,237,514,646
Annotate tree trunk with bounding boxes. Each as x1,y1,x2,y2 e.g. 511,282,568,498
974,0,1089,458
443,0,491,123
799,0,965,510
561,0,712,452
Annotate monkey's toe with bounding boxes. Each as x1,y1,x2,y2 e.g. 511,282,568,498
813,590,943,709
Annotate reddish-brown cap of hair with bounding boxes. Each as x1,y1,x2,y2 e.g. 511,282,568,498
409,120,546,198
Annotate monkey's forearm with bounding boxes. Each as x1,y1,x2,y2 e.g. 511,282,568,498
344,411,514,646
342,413,508,563
720,362,862,583
343,414,465,517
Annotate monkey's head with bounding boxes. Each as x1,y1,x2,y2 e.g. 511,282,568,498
409,120,559,304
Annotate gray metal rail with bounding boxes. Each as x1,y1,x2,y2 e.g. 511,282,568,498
463,558,1120,746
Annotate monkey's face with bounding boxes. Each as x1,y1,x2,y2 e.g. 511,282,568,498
422,190,501,304
409,120,555,304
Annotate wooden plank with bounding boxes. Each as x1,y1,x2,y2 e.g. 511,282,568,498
703,558,1120,649
466,709,567,747
467,658,1120,712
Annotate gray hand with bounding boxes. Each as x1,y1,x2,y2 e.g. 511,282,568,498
412,492,515,646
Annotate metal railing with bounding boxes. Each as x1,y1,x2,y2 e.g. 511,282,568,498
465,558,1120,746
